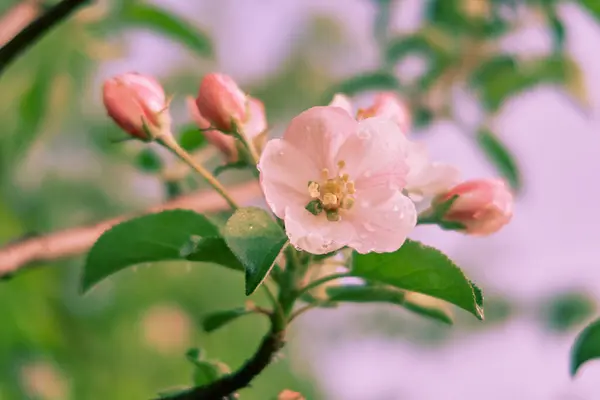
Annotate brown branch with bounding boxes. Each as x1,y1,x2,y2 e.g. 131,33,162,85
162,327,285,400
0,181,261,278
0,0,90,76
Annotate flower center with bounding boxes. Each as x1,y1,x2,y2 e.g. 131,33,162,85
305,160,356,221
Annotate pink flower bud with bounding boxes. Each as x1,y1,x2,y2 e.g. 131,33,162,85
186,96,237,160
187,91,267,162
357,92,412,134
195,73,248,132
435,179,513,235
102,73,170,140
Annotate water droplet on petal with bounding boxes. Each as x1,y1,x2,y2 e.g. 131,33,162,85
360,200,370,208
358,131,371,140
399,212,405,219
278,151,284,156
363,170,372,178
393,205,400,212
359,233,367,239
388,181,400,190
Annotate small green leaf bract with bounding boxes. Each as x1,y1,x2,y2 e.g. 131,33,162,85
571,317,600,376
223,207,288,295
477,129,521,191
352,239,484,320
201,308,251,333
122,4,213,57
81,210,241,292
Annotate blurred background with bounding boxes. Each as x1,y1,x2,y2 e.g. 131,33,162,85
2,0,600,399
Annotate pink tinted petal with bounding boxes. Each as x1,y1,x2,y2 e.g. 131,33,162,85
119,73,165,113
328,94,354,116
258,139,320,219
283,106,358,171
347,191,416,254
242,97,267,139
371,92,411,134
405,141,460,199
284,207,354,254
336,117,410,192
186,96,236,160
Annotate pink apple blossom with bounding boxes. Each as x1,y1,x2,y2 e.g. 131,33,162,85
103,72,169,140
435,179,513,235
258,106,417,255
329,92,411,134
329,93,459,200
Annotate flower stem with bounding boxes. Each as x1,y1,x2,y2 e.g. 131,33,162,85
295,272,352,299
158,135,239,210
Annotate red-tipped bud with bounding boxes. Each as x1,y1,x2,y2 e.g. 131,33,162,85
195,73,247,132
435,179,513,235
102,72,170,140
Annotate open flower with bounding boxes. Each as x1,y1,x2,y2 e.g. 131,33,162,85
330,92,411,134
188,74,267,162
103,72,170,140
329,93,459,200
258,106,417,254
434,179,513,235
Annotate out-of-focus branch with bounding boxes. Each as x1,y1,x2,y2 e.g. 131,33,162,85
0,0,90,76
0,181,262,278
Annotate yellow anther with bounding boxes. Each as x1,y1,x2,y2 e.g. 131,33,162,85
337,160,346,169
321,168,329,180
322,193,338,207
346,181,356,194
342,173,349,182
341,197,355,210
308,181,320,198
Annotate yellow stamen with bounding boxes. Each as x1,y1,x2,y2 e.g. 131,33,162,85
322,193,338,207
342,173,349,182
321,168,329,180
346,181,356,194
337,160,346,169
308,181,320,198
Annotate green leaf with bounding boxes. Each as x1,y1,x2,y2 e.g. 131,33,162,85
223,207,288,295
477,129,521,191
571,317,600,376
541,291,596,333
352,239,484,320
323,71,400,102
136,148,163,173
179,125,207,152
326,285,406,305
578,0,600,23
122,3,212,57
546,7,565,52
326,285,453,325
82,210,242,292
201,308,251,333
402,293,453,325
185,348,221,386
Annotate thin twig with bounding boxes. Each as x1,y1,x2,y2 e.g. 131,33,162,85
0,181,261,278
0,0,90,76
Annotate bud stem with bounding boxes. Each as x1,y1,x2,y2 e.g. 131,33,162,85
157,135,239,210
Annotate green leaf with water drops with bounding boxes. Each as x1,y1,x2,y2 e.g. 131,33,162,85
223,207,288,295
571,317,600,376
81,210,241,292
122,3,213,57
351,239,484,320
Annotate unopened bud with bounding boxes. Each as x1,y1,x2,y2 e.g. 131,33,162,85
189,74,267,161
434,179,513,235
195,73,247,132
102,72,170,140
